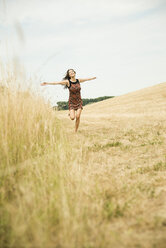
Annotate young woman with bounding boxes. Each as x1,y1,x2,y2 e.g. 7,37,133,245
41,69,96,132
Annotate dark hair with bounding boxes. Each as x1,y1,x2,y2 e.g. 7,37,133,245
63,69,76,89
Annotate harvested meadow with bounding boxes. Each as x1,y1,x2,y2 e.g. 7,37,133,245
0,82,166,248
56,82,166,248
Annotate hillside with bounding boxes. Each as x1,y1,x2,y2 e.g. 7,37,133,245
83,81,166,116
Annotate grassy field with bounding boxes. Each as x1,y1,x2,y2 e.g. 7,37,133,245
0,81,166,248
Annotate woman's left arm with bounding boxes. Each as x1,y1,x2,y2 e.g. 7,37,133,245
78,77,96,83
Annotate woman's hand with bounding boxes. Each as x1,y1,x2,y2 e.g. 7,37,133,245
40,82,47,86
93,77,97,80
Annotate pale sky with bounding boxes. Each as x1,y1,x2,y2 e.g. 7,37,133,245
0,0,166,106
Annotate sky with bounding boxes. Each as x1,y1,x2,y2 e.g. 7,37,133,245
0,0,166,106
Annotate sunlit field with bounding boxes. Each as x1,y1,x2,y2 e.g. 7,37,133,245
0,66,166,248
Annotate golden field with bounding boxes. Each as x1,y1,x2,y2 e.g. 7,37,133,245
0,80,166,248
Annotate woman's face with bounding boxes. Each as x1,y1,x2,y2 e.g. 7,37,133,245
68,69,76,78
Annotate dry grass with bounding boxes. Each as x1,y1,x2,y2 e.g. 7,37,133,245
0,77,166,248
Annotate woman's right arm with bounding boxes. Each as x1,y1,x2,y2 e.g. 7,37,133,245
40,80,68,86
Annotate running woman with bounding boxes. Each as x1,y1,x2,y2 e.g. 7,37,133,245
41,69,96,132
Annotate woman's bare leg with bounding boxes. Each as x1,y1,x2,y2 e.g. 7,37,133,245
75,108,82,132
69,109,75,120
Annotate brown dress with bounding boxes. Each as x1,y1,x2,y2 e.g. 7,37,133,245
67,79,83,110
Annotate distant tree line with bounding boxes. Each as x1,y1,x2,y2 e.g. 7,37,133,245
53,96,115,110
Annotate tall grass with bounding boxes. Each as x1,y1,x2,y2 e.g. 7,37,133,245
0,63,73,247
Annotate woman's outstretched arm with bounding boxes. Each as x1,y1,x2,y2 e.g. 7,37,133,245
40,80,68,86
78,77,96,83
